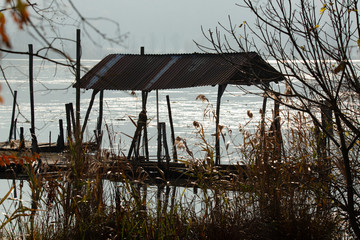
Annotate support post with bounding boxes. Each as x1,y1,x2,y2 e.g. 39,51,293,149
141,90,149,160
19,127,24,150
29,44,38,152
13,119,17,140
75,29,81,142
270,96,282,162
69,103,76,136
81,90,99,137
215,84,227,165
258,89,268,166
157,122,162,164
8,90,17,142
127,109,147,160
57,119,65,151
65,104,72,143
96,90,104,142
161,122,170,174
166,95,177,162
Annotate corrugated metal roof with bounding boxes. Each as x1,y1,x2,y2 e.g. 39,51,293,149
74,52,284,91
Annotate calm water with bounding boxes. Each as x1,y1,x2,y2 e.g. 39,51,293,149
0,58,269,163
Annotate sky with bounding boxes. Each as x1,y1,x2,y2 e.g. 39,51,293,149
56,0,256,57
2,0,269,59
71,0,247,55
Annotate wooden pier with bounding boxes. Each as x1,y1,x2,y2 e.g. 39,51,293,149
0,140,246,187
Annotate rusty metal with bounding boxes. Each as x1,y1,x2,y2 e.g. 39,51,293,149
74,52,283,91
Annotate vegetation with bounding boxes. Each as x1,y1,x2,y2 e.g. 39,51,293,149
196,0,360,238
0,0,359,239
0,109,345,239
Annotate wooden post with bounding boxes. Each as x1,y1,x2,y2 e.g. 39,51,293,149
28,44,38,152
127,110,147,160
30,128,39,154
49,131,51,147
69,103,76,138
270,97,282,162
215,84,227,165
65,104,72,142
57,119,65,151
141,90,149,160
75,29,81,142
97,90,104,136
140,47,149,160
166,95,177,162
13,119,17,140
156,90,160,160
81,90,98,137
8,90,17,142
161,122,171,174
19,127,24,150
29,45,35,132
157,122,162,164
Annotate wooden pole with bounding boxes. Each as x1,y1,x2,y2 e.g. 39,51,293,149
28,44,39,153
97,90,104,137
75,29,81,142
157,122,162,164
69,103,76,138
81,90,98,137
13,118,17,140
8,90,17,142
57,119,65,151
215,84,227,165
161,122,170,174
29,44,35,133
19,127,24,150
95,90,104,148
141,90,149,160
127,109,147,160
140,47,149,161
65,104,72,142
272,97,281,161
156,90,160,161
259,91,268,166
166,95,177,162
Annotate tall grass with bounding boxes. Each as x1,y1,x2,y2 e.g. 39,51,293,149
0,109,344,239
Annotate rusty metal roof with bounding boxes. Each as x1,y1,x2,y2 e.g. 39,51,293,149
75,52,284,91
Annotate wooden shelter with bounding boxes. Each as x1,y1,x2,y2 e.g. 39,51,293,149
74,49,284,165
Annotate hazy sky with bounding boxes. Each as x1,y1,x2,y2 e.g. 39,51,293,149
70,0,251,55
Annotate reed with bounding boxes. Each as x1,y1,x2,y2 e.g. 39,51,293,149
0,108,344,239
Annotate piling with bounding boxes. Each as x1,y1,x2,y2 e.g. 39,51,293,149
157,122,162,163
19,127,24,150
65,104,72,142
215,84,227,165
166,95,177,162
75,29,81,142
57,119,65,151
28,44,38,152
8,90,17,142
142,91,149,160
161,122,170,173
81,90,98,137
69,103,76,138
96,90,104,147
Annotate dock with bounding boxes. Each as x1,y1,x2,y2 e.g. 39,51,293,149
0,140,247,187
